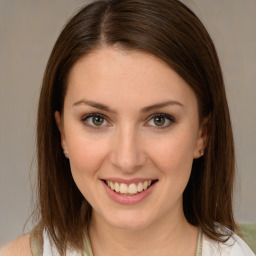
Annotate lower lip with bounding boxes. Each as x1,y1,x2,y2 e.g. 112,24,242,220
102,180,157,205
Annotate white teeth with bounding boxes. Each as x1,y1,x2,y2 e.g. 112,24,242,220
110,181,115,190
137,182,143,192
119,183,128,194
114,182,120,192
128,183,137,194
106,180,153,195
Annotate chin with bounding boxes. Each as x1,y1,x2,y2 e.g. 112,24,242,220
104,210,154,231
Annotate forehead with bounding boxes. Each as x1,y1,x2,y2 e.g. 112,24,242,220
65,47,197,111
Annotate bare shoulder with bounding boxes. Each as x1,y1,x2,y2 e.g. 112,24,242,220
0,234,32,256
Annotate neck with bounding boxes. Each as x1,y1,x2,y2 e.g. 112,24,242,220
88,207,198,256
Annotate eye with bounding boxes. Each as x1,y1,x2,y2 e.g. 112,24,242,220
82,113,109,128
147,114,175,128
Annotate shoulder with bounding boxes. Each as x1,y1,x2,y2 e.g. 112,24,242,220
202,230,255,256
0,235,33,256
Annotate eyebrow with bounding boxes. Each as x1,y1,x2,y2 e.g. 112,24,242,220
141,100,184,113
73,100,116,113
72,99,184,113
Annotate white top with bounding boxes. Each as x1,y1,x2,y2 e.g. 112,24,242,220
201,231,255,256
41,228,255,256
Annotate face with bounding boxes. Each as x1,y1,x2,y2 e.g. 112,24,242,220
55,47,206,231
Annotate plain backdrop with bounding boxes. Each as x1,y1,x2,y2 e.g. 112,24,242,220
0,0,255,246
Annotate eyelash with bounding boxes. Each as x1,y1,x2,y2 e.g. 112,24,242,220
81,113,109,129
146,113,175,129
81,113,175,130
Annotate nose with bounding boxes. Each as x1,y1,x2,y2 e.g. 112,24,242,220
110,126,147,173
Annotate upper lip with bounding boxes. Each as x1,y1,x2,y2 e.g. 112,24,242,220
101,178,158,185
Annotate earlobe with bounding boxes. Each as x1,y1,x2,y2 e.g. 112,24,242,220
193,115,210,159
199,149,205,156
54,111,68,155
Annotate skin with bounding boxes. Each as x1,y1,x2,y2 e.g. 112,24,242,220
0,235,31,256
1,46,207,255
55,46,208,256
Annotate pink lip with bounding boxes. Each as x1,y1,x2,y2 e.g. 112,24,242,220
101,180,157,205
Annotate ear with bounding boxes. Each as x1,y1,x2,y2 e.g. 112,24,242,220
193,115,210,159
55,111,69,156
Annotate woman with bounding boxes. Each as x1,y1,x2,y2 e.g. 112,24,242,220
1,0,254,255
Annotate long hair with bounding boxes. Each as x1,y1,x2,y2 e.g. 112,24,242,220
37,0,237,253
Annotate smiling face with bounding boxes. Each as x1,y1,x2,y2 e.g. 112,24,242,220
55,47,206,231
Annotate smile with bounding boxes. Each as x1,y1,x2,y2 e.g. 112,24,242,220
105,180,155,195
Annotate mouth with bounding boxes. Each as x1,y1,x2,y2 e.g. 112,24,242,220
103,179,158,196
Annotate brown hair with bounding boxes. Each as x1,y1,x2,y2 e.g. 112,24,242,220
37,0,237,253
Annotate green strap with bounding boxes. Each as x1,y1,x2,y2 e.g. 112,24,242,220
83,230,94,256
195,227,203,256
30,224,93,256
29,223,43,256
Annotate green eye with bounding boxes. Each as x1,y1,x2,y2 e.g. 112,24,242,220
153,116,166,126
92,116,104,126
147,114,175,128
83,114,108,128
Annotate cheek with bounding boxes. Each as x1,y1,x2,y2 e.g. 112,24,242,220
66,130,110,177
148,132,197,206
66,133,110,201
147,130,197,177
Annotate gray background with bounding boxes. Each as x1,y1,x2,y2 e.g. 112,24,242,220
0,0,255,246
